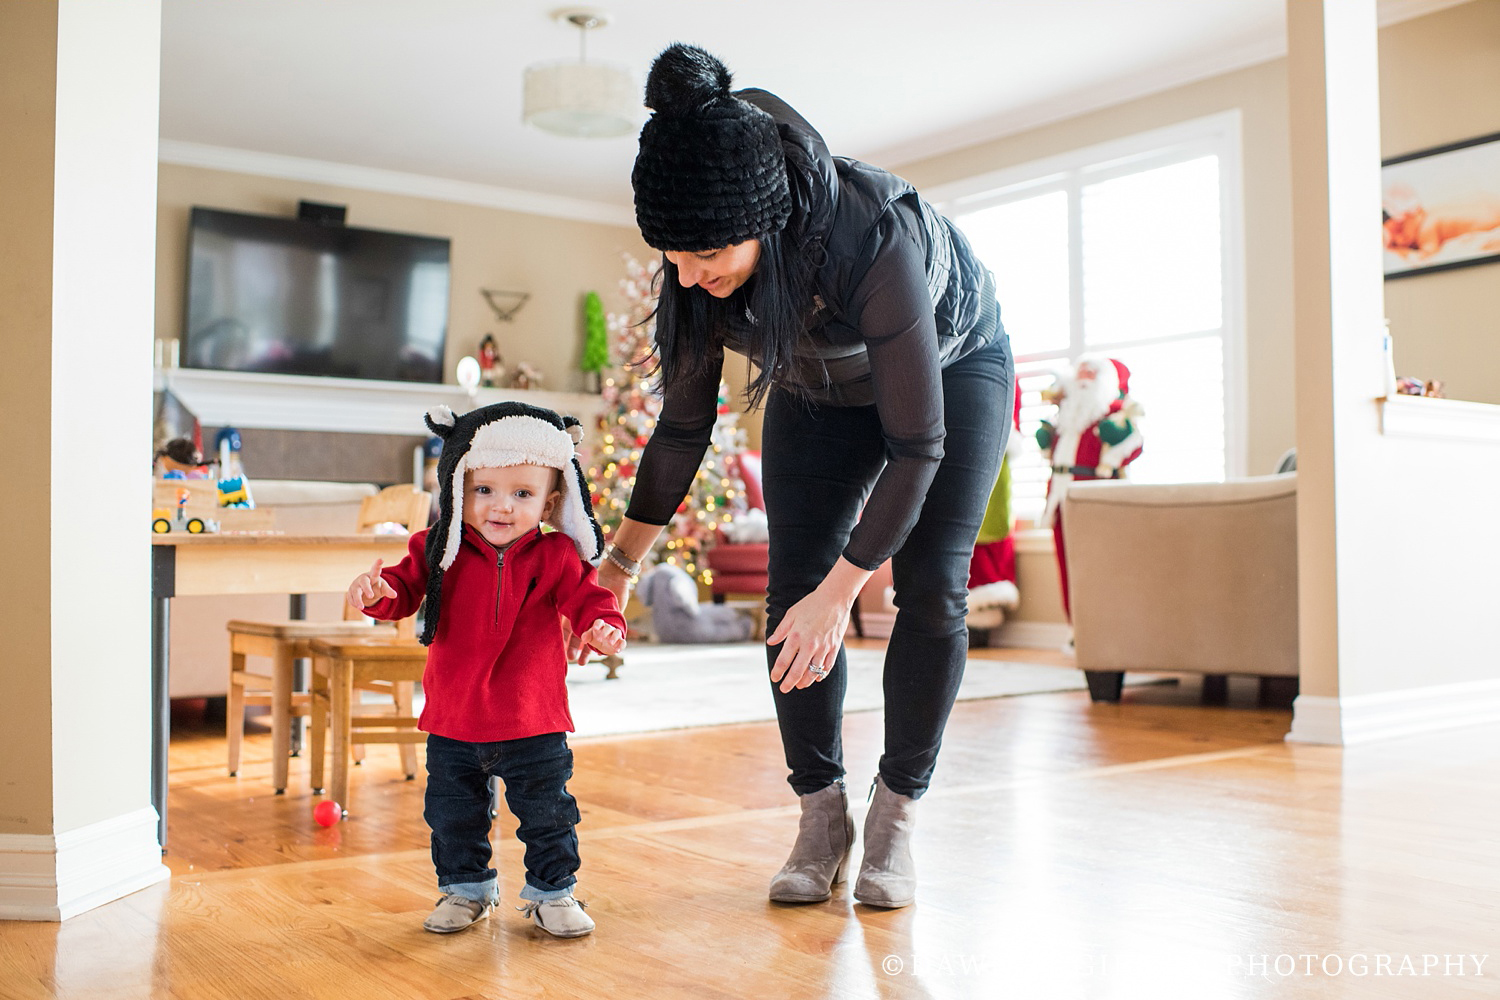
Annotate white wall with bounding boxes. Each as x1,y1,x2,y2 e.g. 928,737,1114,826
0,0,169,921
51,0,161,835
1287,0,1500,745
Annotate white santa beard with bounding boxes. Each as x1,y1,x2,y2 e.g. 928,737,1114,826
1051,374,1117,468
1055,379,1115,437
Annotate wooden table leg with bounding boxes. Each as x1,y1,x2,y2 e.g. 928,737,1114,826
396,681,418,779
226,649,246,777
330,656,352,815
309,657,327,795
288,593,307,757
271,644,294,794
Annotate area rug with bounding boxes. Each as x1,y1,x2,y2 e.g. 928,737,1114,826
564,643,1161,738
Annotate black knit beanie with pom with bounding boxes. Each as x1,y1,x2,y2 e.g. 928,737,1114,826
632,44,791,252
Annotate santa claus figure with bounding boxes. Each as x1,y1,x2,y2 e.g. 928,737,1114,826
1037,356,1143,618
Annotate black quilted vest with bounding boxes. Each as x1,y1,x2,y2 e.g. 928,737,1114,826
725,89,1001,406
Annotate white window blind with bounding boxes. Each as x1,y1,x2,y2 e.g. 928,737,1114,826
937,115,1244,522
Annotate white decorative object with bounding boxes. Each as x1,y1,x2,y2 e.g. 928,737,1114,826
721,508,769,544
455,355,481,398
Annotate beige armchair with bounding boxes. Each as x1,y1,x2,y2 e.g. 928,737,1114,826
1061,473,1298,702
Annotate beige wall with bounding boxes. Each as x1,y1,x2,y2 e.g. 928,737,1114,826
0,1,60,839
156,164,653,396
1378,1,1500,405
155,165,768,448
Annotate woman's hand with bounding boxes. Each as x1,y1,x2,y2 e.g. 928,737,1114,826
766,558,873,694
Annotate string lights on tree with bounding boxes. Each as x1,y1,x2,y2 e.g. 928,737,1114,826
589,254,749,584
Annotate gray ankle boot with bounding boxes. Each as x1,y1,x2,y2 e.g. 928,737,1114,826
768,780,854,903
853,776,918,908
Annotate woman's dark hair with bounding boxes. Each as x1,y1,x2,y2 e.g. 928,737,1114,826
644,142,825,410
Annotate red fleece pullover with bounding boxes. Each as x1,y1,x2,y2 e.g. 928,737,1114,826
364,525,625,743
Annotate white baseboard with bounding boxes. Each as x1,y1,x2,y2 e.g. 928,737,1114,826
992,621,1073,651
1287,679,1500,746
0,807,170,921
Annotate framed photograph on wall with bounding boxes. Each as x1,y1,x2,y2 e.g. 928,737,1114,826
1382,131,1500,280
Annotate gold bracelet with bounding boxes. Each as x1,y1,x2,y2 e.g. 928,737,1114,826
603,544,642,582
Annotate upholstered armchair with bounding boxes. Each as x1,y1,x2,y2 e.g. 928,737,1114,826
1061,473,1299,703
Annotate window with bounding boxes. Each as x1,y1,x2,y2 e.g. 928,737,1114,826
931,113,1245,522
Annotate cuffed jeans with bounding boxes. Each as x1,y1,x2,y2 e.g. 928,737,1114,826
424,731,580,903
762,334,1014,800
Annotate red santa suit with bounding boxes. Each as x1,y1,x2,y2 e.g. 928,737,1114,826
1036,357,1143,618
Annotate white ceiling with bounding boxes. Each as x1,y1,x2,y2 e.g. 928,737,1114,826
158,0,1464,217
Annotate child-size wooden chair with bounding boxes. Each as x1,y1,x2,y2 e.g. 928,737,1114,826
306,634,429,816
224,485,430,792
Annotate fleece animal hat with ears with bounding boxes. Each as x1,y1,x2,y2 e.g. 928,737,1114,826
419,401,604,645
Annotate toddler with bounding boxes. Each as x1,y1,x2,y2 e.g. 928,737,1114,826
348,401,626,938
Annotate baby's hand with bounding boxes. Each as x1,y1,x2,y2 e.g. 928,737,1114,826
347,558,397,610
577,620,626,663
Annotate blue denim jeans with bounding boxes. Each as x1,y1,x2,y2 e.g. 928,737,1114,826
424,731,580,903
761,334,1014,799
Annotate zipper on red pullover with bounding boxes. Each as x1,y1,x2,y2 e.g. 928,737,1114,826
487,531,541,629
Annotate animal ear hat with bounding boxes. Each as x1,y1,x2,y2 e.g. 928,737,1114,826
419,401,604,644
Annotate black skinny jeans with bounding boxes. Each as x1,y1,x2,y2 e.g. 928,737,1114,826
762,335,1014,799
424,732,580,896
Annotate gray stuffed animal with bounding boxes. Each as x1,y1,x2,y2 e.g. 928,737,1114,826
636,563,754,643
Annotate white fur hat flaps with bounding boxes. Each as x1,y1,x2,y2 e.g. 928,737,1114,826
462,414,576,474
439,413,585,572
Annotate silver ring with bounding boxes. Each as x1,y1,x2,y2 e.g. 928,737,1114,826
809,663,829,679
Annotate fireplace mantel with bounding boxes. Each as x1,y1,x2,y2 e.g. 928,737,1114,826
155,368,605,436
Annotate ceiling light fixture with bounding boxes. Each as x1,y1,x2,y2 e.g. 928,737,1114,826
522,7,637,139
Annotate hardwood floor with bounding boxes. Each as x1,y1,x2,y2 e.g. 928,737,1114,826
4,642,1496,998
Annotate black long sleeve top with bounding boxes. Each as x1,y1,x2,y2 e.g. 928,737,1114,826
624,91,1002,571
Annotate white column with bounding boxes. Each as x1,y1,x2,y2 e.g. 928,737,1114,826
1284,0,1386,743
0,0,168,920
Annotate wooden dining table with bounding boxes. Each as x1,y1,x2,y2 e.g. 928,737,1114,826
150,532,411,848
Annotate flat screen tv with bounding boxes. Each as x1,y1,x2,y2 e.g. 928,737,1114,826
183,207,450,383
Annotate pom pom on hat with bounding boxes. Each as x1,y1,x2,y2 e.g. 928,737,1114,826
644,43,733,116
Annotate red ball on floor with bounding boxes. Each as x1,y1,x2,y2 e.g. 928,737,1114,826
313,800,343,827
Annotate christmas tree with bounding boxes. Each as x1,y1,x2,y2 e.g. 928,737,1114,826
589,254,750,584
579,291,609,393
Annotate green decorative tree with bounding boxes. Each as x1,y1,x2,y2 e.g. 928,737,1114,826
589,254,750,584
580,291,609,393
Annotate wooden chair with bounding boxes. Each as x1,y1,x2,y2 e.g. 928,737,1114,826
225,485,430,792
307,635,429,816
